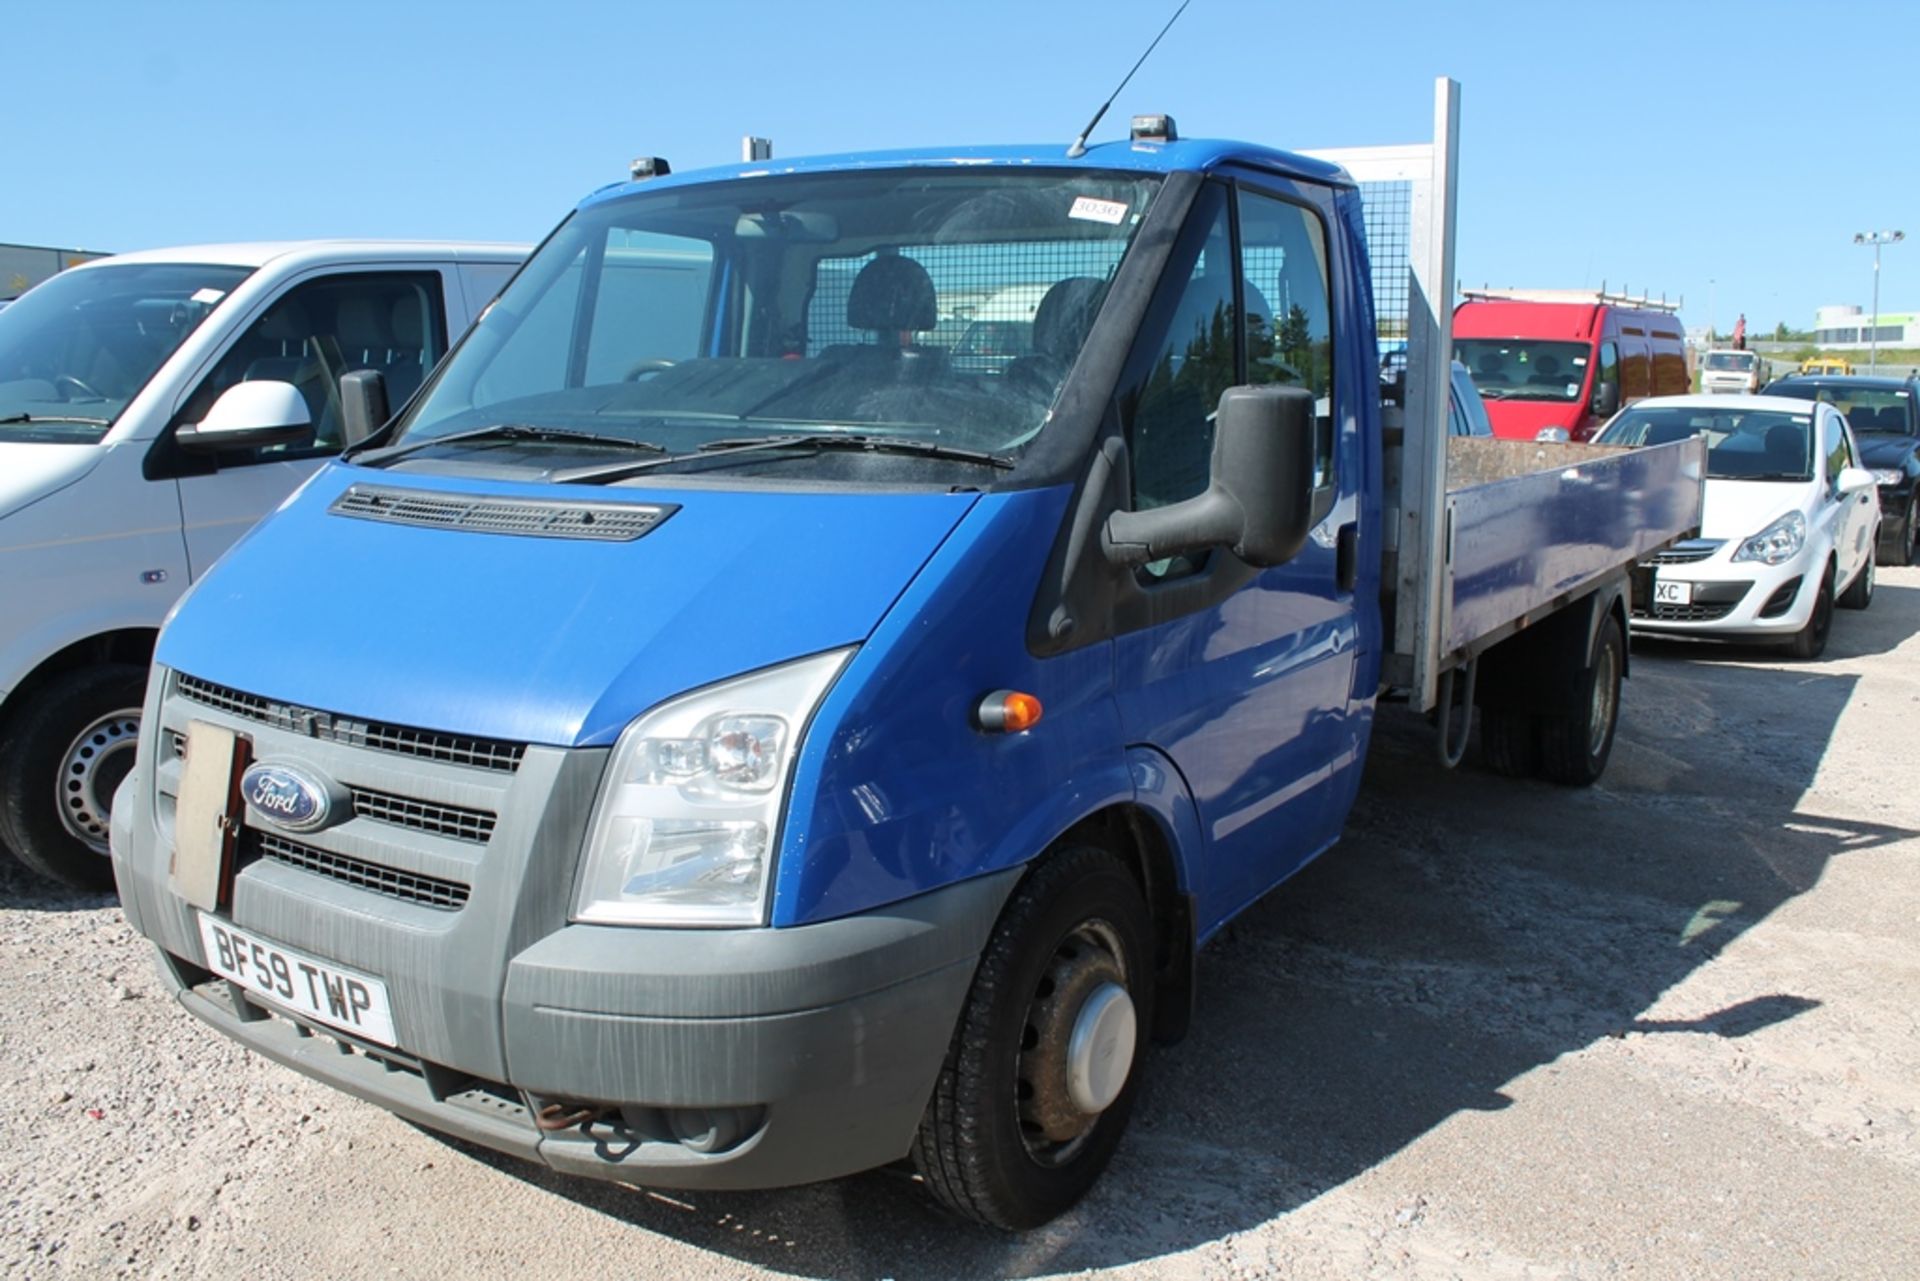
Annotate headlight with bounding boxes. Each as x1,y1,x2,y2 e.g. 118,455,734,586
1731,510,1806,565
1872,468,1903,486
1535,426,1571,443
573,648,852,927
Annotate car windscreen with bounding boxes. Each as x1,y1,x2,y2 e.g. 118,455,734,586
0,262,254,441
1765,382,1914,435
1455,339,1592,402
388,169,1163,473
1597,406,1815,481
1703,351,1758,370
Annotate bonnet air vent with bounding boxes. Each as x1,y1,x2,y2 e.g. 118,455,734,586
329,484,676,542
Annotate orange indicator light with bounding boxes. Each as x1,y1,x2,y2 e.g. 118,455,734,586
978,690,1043,734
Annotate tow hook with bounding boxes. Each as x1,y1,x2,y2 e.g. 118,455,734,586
533,1101,611,1132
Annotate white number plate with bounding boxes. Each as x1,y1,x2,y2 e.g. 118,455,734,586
1653,577,1694,606
197,914,397,1046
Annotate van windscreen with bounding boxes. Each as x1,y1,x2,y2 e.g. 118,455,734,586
1455,339,1591,402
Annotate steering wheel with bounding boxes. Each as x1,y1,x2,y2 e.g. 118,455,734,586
622,358,677,381
55,374,106,402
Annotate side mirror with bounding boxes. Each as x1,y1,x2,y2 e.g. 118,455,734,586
175,381,313,453
1592,381,1620,418
339,370,391,447
1103,384,1316,570
1837,466,1877,496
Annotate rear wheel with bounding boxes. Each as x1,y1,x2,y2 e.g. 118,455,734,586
1536,616,1623,787
1839,545,1875,610
1784,567,1835,661
912,846,1153,1229
0,665,146,891
1478,708,1537,778
1898,498,1919,568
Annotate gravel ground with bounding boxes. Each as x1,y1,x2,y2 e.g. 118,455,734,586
4,572,1918,1280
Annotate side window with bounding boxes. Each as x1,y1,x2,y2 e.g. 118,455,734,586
1238,189,1334,486
178,271,447,457
1595,341,1619,403
1825,412,1851,486
1123,184,1236,523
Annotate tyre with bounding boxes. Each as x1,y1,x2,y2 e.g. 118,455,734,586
0,665,146,891
1536,616,1623,787
1839,545,1875,610
1478,707,1537,778
1898,498,1919,568
1783,566,1835,661
912,846,1154,1229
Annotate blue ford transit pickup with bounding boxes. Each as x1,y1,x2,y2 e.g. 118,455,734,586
112,83,1704,1227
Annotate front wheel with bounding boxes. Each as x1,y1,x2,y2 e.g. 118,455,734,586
0,665,146,891
1840,545,1875,610
1897,498,1919,568
1536,616,1624,786
1784,567,1835,661
912,846,1154,1229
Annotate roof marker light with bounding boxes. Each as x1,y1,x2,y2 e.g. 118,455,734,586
1130,114,1178,143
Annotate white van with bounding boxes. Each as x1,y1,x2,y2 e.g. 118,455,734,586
1700,348,1766,394
0,240,525,888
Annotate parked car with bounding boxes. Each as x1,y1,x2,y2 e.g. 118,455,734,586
1760,374,1920,565
1800,355,1853,376
1596,394,1879,659
0,240,526,889
1700,348,1766,394
1455,290,1690,441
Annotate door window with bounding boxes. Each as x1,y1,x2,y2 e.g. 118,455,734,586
1119,182,1335,578
1238,189,1334,487
1824,410,1853,489
177,272,447,458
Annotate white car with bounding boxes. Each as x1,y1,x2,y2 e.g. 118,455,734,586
0,240,526,890
1700,348,1766,395
1595,394,1880,659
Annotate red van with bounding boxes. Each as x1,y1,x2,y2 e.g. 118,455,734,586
1454,290,1689,441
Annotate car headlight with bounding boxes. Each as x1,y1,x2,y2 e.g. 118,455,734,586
1872,468,1903,486
573,648,852,927
1731,510,1806,565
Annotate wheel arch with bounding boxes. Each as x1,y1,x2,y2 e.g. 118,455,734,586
0,628,157,733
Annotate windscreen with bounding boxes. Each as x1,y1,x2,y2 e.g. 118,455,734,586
1597,405,1814,481
393,169,1162,469
1703,351,1758,371
1455,339,1592,403
1766,382,1914,435
0,262,253,441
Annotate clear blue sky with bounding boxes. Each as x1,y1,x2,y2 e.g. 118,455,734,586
6,0,1914,333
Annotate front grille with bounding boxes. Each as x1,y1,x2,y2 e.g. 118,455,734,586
1646,540,1724,565
330,484,675,542
351,787,496,844
251,831,470,910
1640,600,1740,622
175,674,525,773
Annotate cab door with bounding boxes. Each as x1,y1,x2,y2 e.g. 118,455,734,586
1107,177,1364,932
165,267,452,578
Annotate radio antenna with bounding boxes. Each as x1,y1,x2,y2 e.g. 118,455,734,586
1065,0,1193,158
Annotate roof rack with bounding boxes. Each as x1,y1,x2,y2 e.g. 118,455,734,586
1459,285,1682,314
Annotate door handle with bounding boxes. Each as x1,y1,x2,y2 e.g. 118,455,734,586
1336,522,1359,593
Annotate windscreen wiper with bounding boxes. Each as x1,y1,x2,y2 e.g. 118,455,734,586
552,432,1016,485
350,423,666,468
0,412,112,426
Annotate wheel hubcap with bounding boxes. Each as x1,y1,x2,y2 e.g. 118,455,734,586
1588,643,1618,757
57,709,141,854
1016,920,1134,1164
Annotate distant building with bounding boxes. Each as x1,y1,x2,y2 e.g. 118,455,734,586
1814,304,1919,349
0,242,109,299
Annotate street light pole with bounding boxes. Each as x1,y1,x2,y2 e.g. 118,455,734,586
1853,230,1905,373
1708,278,1716,345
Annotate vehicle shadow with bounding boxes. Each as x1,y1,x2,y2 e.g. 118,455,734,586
425,613,1910,1275
0,852,114,912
